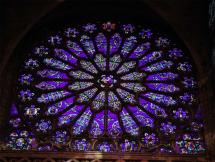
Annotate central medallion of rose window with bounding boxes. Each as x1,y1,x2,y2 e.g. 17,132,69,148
99,75,116,88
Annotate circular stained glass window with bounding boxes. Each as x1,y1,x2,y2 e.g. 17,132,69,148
12,22,205,153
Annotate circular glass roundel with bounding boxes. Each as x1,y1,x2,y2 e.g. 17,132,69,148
16,22,204,153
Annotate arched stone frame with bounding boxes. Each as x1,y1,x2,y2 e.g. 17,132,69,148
0,0,213,161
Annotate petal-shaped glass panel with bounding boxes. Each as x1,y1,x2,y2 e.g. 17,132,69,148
37,90,71,103
35,81,67,90
108,91,121,112
139,51,163,66
129,42,150,59
139,98,167,117
58,105,85,126
80,35,95,55
67,41,87,58
146,72,178,81
108,111,122,137
110,33,122,55
128,106,153,127
143,92,176,106
142,60,173,72
120,108,139,136
54,49,78,65
95,33,107,54
73,107,92,135
92,91,105,111
146,83,179,93
43,58,72,70
109,54,121,71
77,88,98,103
116,88,135,104
37,69,68,79
121,36,137,57
121,72,145,81
80,60,98,74
94,54,106,71
68,82,93,91
121,83,146,92
69,71,93,79
46,96,75,115
90,111,105,137
117,61,136,74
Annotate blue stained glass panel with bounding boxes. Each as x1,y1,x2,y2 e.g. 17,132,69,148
46,96,75,115
54,49,78,65
58,105,85,126
108,111,122,137
37,69,68,79
73,107,92,135
37,90,71,103
90,111,105,137
120,108,139,136
110,33,122,54
128,106,154,127
95,33,107,54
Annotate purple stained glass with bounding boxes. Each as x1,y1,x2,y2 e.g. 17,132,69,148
97,142,112,152
139,29,153,39
121,36,137,57
141,132,158,148
73,139,89,151
128,106,154,127
122,24,135,34
35,81,67,90
7,130,36,150
58,105,85,126
120,108,139,136
129,42,151,59
143,92,176,106
80,35,95,55
90,111,105,137
120,139,138,152
146,72,178,81
72,107,92,135
110,33,122,54
43,58,72,70
160,122,176,135
37,69,69,79
37,90,71,103
11,22,204,154
65,27,79,38
67,41,88,58
139,98,167,117
146,83,179,93
33,45,49,57
52,130,70,145
139,51,163,66
19,74,33,85
24,105,40,118
46,96,75,115
48,35,62,45
54,49,78,65
95,33,107,54
108,111,122,137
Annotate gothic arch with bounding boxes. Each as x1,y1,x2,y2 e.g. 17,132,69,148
0,0,210,161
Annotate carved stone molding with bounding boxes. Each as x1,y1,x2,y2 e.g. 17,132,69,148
0,151,207,162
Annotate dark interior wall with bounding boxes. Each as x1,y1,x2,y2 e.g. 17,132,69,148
0,0,214,160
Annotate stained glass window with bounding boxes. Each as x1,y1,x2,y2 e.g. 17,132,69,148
7,22,205,154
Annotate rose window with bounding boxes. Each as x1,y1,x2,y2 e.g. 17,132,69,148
8,22,205,154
